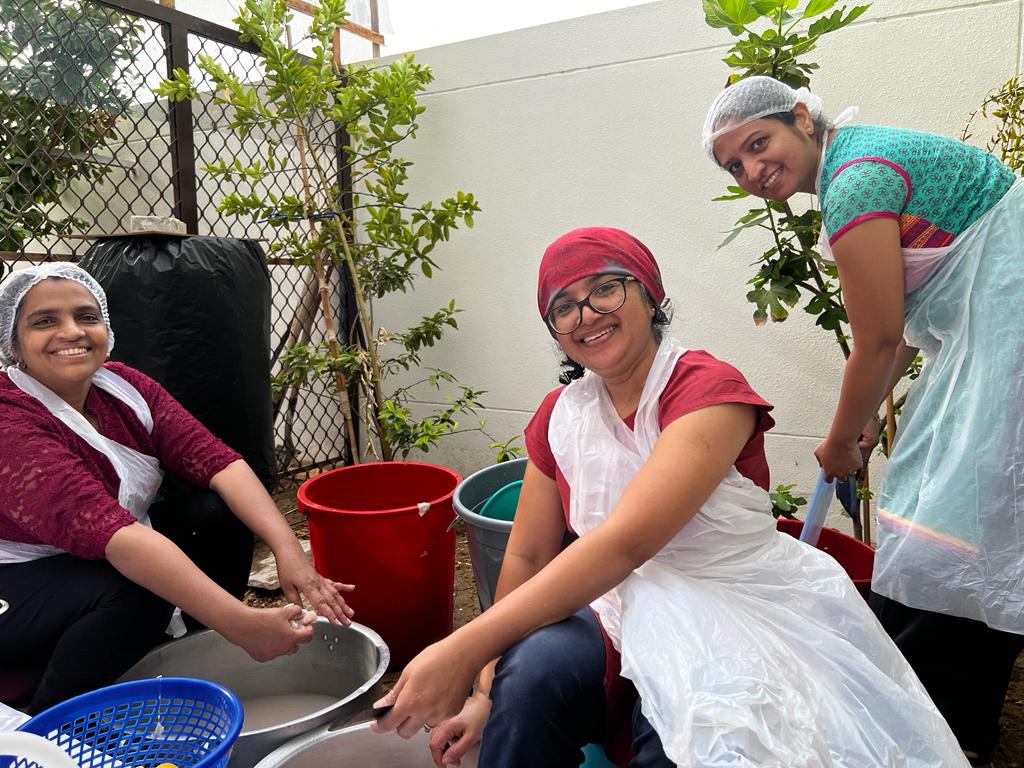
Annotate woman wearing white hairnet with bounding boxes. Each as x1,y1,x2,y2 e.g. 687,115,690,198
705,76,1024,765
0,263,354,714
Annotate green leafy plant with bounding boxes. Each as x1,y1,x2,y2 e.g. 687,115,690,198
770,483,807,519
962,75,1024,172
0,0,140,255
157,0,518,464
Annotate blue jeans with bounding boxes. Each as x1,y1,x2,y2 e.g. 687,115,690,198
479,608,673,768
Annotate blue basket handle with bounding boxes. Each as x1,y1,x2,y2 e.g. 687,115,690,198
799,470,835,547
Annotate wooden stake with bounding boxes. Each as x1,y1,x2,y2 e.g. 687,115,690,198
369,0,380,58
861,463,872,546
885,391,897,456
285,0,384,45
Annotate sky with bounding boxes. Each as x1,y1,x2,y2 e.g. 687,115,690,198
173,0,657,61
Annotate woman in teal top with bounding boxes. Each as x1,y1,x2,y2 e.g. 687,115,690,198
704,76,1024,765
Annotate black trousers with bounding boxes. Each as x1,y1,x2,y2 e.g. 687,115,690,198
870,591,1024,760
0,489,253,714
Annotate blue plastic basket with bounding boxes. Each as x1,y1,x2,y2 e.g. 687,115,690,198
8,677,242,768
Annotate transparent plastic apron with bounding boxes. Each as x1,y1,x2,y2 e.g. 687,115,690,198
817,118,1024,632
548,337,966,766
0,368,186,636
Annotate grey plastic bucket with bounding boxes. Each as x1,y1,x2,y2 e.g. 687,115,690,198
453,458,526,610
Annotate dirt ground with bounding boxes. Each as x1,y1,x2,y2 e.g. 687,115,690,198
248,492,1024,765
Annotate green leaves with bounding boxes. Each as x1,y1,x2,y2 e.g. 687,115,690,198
707,0,869,88
802,0,837,18
964,75,1024,172
377,379,485,458
703,0,761,34
770,483,807,518
184,0,483,461
712,185,751,202
717,208,770,249
154,68,195,101
746,274,799,324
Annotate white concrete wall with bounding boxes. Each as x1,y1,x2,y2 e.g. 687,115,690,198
372,0,1021,533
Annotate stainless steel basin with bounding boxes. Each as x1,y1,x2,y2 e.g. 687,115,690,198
118,622,388,768
253,722,478,768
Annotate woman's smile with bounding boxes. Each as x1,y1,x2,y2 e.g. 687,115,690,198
577,323,617,345
759,165,783,192
51,346,92,358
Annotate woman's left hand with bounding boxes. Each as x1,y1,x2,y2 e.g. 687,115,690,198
428,691,491,767
370,636,481,740
814,437,863,482
275,546,355,626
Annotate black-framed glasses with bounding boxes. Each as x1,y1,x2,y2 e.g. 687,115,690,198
546,276,637,335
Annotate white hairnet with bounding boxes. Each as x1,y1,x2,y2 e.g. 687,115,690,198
702,76,826,162
0,262,114,366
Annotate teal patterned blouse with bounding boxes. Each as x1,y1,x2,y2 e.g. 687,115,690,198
819,125,1014,248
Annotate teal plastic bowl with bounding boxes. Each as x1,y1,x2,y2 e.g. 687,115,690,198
478,480,522,522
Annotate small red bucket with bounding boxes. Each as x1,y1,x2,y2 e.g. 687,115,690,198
298,461,461,668
776,518,875,600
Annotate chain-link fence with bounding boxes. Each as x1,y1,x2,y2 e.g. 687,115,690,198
0,0,353,480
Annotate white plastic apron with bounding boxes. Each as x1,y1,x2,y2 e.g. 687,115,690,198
549,336,967,766
0,367,163,562
815,116,1024,632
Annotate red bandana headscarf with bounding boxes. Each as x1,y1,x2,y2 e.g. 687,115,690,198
536,227,665,320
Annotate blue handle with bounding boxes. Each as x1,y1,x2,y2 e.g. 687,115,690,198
799,470,835,546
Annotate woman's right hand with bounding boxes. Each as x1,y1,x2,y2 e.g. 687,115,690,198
428,691,491,767
858,415,882,464
371,633,483,739
221,603,313,662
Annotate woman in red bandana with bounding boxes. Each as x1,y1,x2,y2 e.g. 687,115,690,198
372,227,966,767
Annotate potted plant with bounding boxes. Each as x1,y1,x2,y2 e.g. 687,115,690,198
157,0,517,667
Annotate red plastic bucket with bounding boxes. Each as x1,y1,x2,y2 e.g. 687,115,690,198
298,462,461,669
777,518,874,600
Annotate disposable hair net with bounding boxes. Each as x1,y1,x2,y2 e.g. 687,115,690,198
702,75,825,162
0,262,114,366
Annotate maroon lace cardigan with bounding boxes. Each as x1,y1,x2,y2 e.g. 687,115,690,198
0,362,240,559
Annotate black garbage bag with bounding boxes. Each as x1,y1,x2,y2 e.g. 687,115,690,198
80,236,276,489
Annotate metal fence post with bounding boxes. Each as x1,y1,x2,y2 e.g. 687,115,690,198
164,22,199,233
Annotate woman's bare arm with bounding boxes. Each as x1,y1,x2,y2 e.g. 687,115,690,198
375,402,756,737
